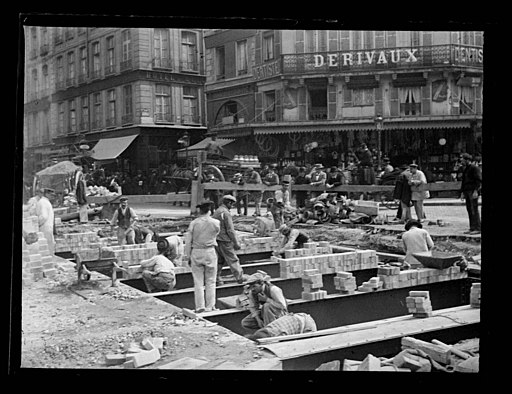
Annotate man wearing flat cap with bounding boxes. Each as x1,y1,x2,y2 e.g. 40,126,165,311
212,194,245,285
309,164,327,198
241,272,288,332
185,199,220,313
459,153,481,234
110,196,138,245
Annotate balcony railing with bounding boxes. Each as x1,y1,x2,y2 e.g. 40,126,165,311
105,117,116,128
120,59,132,72
105,64,115,76
66,77,75,88
181,114,201,124
78,73,87,84
155,113,179,123
122,114,134,125
264,110,276,122
309,108,328,120
91,69,102,80
401,103,422,116
180,60,199,72
153,58,173,70
281,44,483,75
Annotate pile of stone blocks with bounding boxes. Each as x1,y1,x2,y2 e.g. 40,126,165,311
357,276,383,292
272,245,378,279
405,290,433,318
238,235,281,254
470,282,481,308
377,264,467,290
104,336,166,368
301,269,327,300
333,271,357,294
55,231,107,253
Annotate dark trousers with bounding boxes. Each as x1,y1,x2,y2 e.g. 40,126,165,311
463,191,481,231
236,193,249,215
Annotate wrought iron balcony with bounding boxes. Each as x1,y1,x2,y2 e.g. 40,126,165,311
180,60,199,72
400,103,422,116
181,114,201,124
281,44,483,75
264,110,276,122
66,77,75,88
105,64,116,76
308,107,328,120
78,73,87,84
152,58,173,70
154,112,176,123
91,69,102,80
120,59,133,72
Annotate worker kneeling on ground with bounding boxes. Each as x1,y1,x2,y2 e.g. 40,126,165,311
246,312,317,341
241,272,288,332
273,224,310,258
140,239,176,293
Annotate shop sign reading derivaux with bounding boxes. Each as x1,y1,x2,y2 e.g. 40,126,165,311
313,48,421,68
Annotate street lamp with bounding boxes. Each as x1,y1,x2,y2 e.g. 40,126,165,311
374,114,384,171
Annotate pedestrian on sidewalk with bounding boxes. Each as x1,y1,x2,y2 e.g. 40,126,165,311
408,164,429,222
241,272,288,333
459,153,482,234
392,164,412,223
212,195,245,285
402,219,434,268
140,239,176,293
110,196,138,245
184,200,220,313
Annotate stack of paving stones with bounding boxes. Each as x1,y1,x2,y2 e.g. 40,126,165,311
22,215,58,284
272,243,378,279
237,234,281,255
377,264,467,290
55,231,110,254
301,268,327,300
405,290,433,318
357,276,383,292
470,283,481,308
333,271,357,294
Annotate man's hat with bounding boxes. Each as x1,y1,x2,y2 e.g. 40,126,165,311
314,163,324,169
409,163,418,168
399,164,409,170
196,199,213,208
282,174,292,184
245,271,270,285
270,163,278,168
120,196,128,202
278,224,290,233
383,157,390,162
460,153,473,161
222,194,236,203
405,219,423,231
330,166,338,172
246,167,254,171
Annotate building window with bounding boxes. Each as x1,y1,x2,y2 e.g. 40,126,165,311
460,86,475,114
65,28,74,41
56,56,64,90
92,92,102,129
155,84,171,122
122,85,133,124
31,69,38,100
181,31,198,71
58,102,65,134
399,87,421,115
264,91,276,122
154,29,170,69
40,27,49,56
92,41,101,79
352,31,374,50
67,51,75,86
305,30,327,53
33,113,40,144
352,88,374,107
263,33,274,61
42,110,50,142
182,86,199,123
80,96,89,131
55,27,63,44
30,27,37,58
42,64,49,96
106,89,116,127
69,99,77,133
79,46,87,83
215,46,225,80
106,36,115,75
121,29,132,70
236,40,248,76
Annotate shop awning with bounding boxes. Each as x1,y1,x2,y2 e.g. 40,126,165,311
90,134,139,161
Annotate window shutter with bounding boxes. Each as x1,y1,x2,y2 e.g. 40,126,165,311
390,86,399,116
422,31,432,46
475,31,483,46
343,87,352,107
340,30,350,50
375,31,385,48
319,30,327,52
450,84,459,115
298,86,307,120
475,86,482,114
274,30,281,58
255,92,263,122
375,86,383,116
328,84,337,119
275,89,282,122
255,31,262,65
386,31,396,47
295,30,305,53
421,85,431,115
328,30,338,51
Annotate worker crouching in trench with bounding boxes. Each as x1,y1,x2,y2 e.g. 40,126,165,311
241,272,288,333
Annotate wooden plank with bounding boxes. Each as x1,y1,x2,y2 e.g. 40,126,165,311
203,182,281,192
259,306,479,359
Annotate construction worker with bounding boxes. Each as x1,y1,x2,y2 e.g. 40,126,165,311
35,188,55,255
273,224,310,257
246,167,263,217
140,239,176,293
212,194,245,285
269,176,292,229
246,312,317,341
262,164,279,212
184,200,221,313
110,197,138,245
241,272,288,332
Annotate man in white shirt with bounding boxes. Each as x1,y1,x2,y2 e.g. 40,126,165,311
35,188,55,255
140,239,176,293
402,220,434,268
110,197,138,245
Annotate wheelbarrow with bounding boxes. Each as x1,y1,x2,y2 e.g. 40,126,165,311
412,251,464,270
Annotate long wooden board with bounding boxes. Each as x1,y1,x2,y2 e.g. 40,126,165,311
259,305,479,360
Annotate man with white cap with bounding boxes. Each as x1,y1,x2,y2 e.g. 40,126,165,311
241,272,288,332
212,194,245,285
